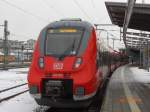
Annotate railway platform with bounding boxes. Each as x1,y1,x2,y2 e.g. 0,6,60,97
101,65,150,112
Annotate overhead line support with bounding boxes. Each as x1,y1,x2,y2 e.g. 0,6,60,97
123,0,136,47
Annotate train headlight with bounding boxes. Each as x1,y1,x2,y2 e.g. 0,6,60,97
75,87,84,96
73,57,82,69
38,57,44,68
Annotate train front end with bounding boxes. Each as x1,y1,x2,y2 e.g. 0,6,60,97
28,19,100,108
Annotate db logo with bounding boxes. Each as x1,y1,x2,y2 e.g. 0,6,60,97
53,63,63,70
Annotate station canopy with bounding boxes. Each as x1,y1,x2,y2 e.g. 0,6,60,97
105,2,150,50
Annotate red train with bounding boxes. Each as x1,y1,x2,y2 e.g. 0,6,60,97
27,19,128,108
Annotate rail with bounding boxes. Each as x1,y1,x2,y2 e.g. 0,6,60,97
0,83,29,103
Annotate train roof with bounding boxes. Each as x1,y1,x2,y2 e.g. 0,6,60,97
44,19,93,31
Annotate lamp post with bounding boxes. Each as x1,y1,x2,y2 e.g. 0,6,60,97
21,45,24,64
147,35,150,72
0,20,9,70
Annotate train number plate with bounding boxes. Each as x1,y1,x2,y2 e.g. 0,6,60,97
44,80,63,97
46,80,62,87
42,79,73,98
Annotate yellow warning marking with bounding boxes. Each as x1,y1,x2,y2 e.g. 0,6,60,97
121,66,141,112
117,96,142,104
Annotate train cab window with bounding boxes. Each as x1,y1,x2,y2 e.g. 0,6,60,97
45,28,83,57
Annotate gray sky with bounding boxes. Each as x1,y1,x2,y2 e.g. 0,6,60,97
0,0,149,49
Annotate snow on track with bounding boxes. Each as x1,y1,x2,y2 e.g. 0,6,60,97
0,68,28,90
0,92,38,112
0,68,40,112
0,84,28,101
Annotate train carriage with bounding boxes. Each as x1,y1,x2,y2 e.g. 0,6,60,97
28,19,127,108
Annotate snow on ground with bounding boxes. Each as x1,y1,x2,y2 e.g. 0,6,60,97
0,68,28,91
0,68,44,112
129,66,150,83
0,92,38,112
9,68,29,75
1,66,150,112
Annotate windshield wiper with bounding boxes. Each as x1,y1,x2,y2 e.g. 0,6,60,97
58,39,76,60
71,38,76,54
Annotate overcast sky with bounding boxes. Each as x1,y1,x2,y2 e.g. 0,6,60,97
0,0,149,49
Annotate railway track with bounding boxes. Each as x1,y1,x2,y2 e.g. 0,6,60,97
0,83,27,93
0,83,29,103
35,91,103,112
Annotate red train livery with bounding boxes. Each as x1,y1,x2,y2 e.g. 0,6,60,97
27,19,127,108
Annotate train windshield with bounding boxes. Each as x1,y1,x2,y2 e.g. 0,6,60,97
45,28,83,57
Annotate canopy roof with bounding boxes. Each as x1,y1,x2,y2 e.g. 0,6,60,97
105,2,150,50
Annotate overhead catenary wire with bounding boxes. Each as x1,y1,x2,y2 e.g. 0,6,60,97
10,33,35,39
101,31,122,49
41,0,64,17
10,33,38,41
91,0,95,8
0,0,49,23
97,28,119,39
89,0,99,22
73,0,93,22
88,0,107,23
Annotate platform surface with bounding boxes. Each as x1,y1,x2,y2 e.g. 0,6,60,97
101,65,150,112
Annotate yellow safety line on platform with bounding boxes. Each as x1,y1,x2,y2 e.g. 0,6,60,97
121,66,141,112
